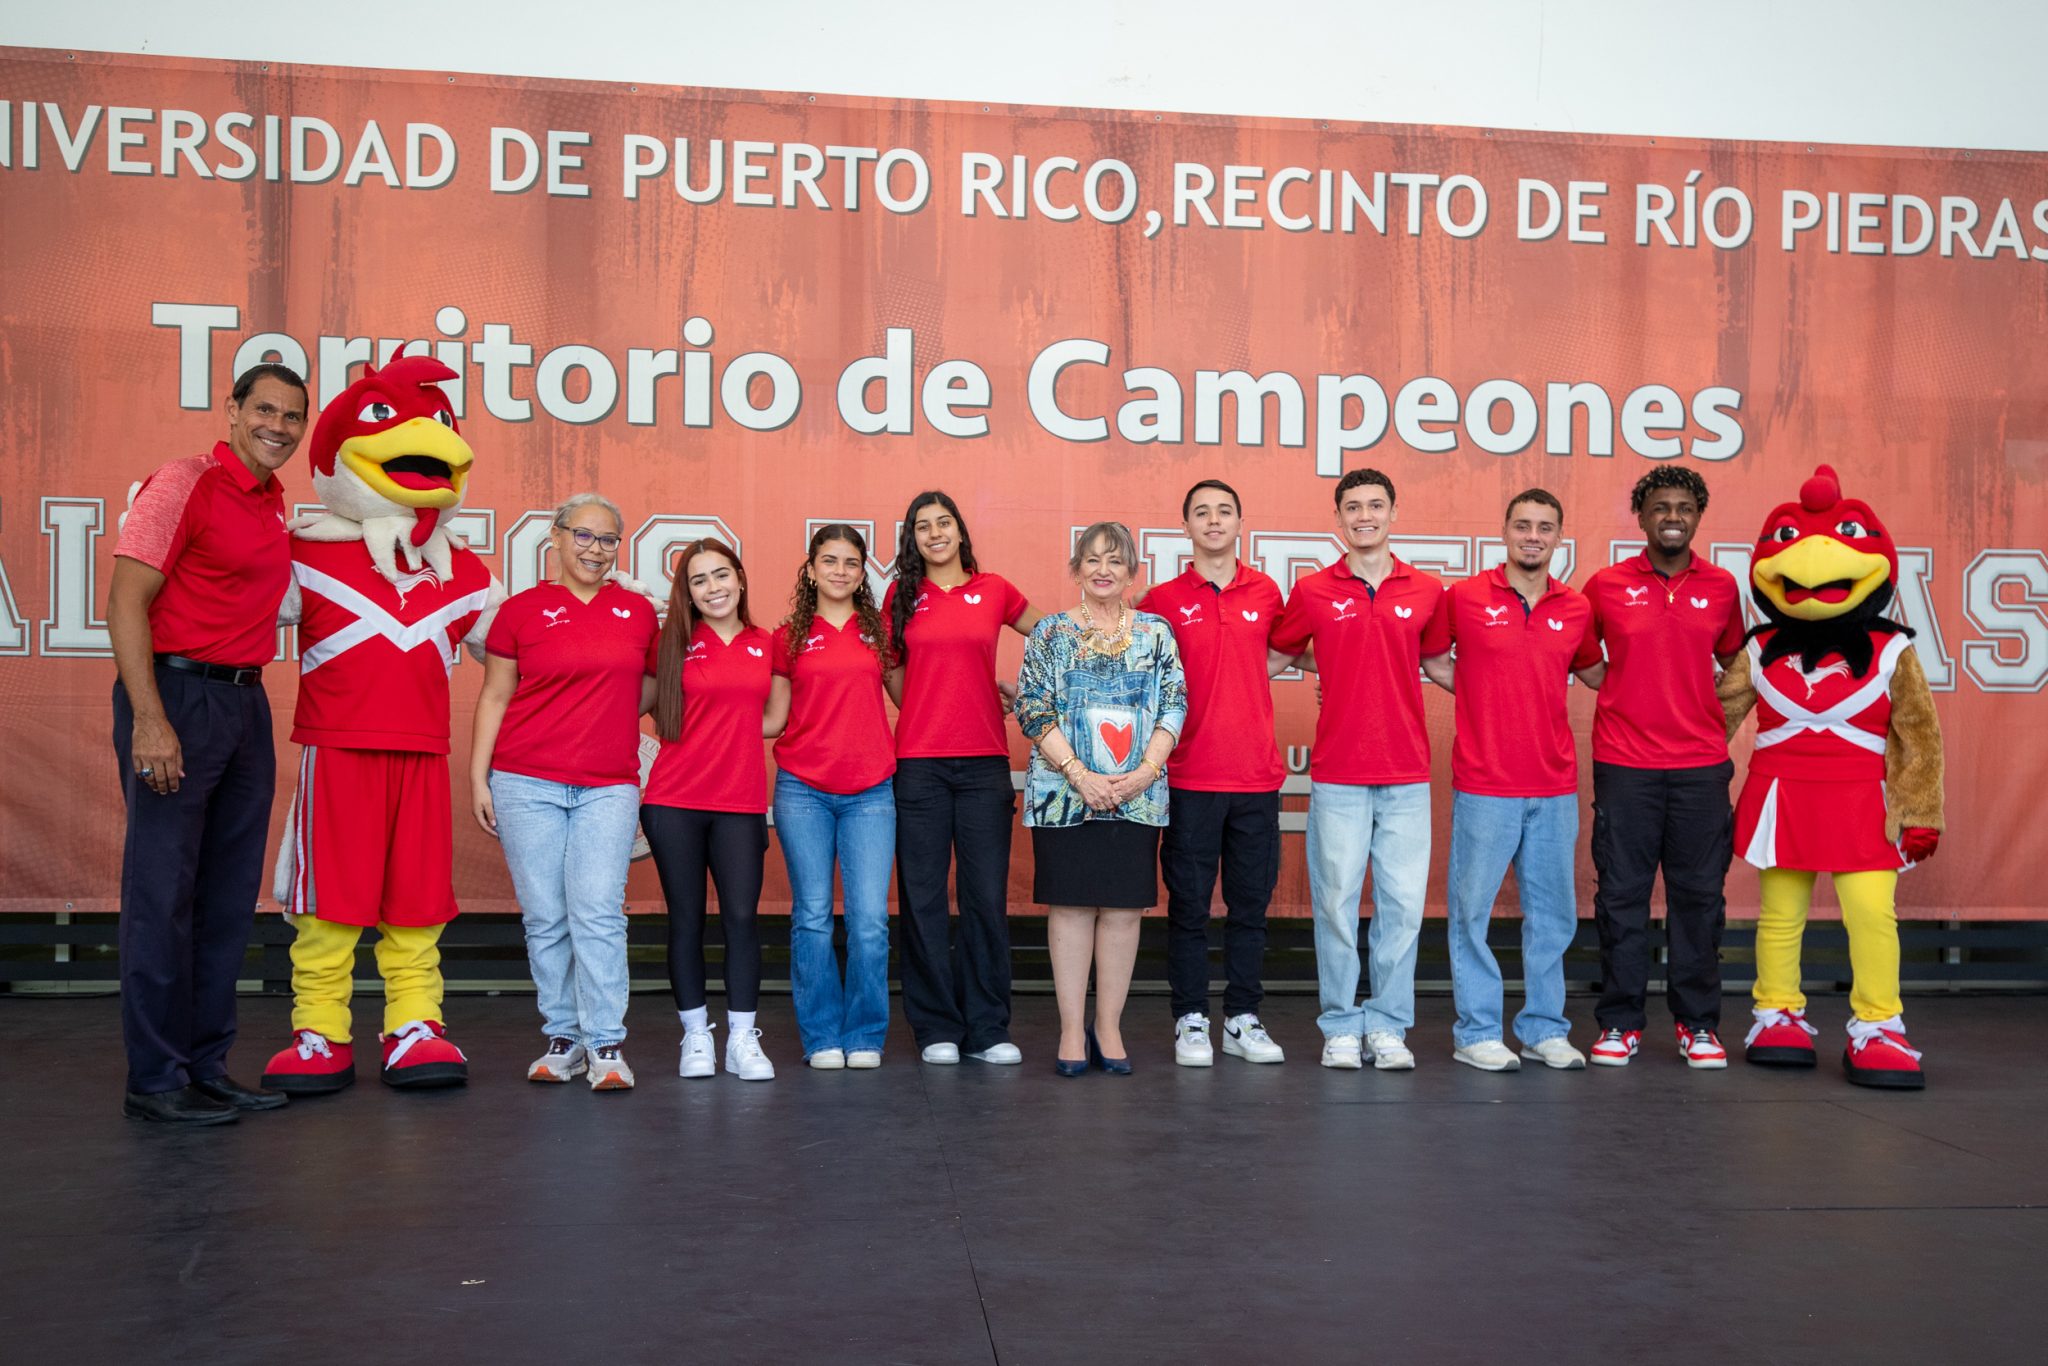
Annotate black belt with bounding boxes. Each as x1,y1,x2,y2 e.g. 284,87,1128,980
155,653,264,686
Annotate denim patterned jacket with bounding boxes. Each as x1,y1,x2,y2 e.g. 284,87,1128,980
1014,610,1188,828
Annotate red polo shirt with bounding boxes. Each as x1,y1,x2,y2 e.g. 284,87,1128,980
1270,556,1450,785
1444,568,1601,798
113,442,290,668
1140,563,1285,791
771,614,896,794
644,622,774,813
882,571,1028,758
485,581,659,787
1583,553,1746,769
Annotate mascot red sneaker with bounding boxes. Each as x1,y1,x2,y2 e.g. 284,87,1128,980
260,356,503,1094
1718,465,1945,1090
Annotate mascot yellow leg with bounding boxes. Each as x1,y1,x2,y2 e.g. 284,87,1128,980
375,922,447,1037
1837,870,1903,1023
258,914,365,1095
1744,869,1822,1067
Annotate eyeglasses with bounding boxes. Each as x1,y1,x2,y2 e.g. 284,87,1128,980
558,525,622,552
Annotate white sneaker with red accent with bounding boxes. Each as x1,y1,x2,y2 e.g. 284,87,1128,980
588,1044,634,1091
528,1036,588,1082
1589,1028,1640,1067
1676,1023,1729,1070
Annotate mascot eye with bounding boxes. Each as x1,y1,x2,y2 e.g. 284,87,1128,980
1770,524,1800,543
432,409,456,428
1835,518,1869,539
357,401,397,424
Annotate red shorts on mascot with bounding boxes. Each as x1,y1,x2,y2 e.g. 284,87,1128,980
1719,464,1945,1089
261,355,505,1094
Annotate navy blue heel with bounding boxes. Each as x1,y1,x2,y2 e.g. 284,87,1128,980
1053,1056,1088,1078
1086,1027,1132,1075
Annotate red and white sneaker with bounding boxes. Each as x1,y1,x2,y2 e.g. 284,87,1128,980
1589,1028,1640,1066
379,1019,469,1089
1843,1016,1926,1090
1743,1007,1818,1068
1676,1023,1729,1070
261,1030,356,1095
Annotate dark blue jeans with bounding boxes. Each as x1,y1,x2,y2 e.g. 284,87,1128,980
113,667,275,1093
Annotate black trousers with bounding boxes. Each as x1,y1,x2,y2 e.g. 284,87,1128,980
640,805,767,1013
1160,788,1281,1020
1591,760,1735,1032
112,667,275,1094
893,756,1016,1052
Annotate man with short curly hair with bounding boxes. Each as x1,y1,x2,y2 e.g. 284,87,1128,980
1577,466,1747,1069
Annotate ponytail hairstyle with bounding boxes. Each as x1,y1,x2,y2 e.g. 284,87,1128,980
787,523,891,666
653,538,752,743
890,489,979,667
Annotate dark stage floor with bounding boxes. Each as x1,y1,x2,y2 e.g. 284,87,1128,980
2,992,2043,1365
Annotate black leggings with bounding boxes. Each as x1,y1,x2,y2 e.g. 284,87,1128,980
640,805,767,1012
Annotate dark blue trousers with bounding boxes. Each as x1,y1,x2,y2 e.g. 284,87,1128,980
112,666,275,1093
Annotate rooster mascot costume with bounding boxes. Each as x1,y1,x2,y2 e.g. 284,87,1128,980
261,355,504,1093
1718,465,1944,1089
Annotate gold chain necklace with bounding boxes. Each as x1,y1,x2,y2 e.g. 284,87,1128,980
1076,598,1132,657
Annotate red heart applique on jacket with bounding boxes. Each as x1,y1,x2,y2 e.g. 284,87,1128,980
1098,720,1134,765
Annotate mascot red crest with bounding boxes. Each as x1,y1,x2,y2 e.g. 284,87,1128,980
262,354,505,1095
1719,463,1944,1089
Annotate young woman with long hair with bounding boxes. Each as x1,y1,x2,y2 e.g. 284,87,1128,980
883,490,1042,1065
772,524,897,1068
640,539,788,1081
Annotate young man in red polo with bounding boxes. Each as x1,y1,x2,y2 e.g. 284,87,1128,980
1140,479,1287,1065
106,363,308,1124
1577,467,1745,1068
1438,489,1604,1071
1271,467,1450,1072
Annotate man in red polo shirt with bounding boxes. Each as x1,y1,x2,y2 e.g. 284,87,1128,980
1578,467,1745,1069
1140,479,1287,1066
1271,467,1450,1072
1439,488,1603,1072
107,363,307,1125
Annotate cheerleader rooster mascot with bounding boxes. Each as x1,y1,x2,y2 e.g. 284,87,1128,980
260,355,504,1093
1718,465,1944,1089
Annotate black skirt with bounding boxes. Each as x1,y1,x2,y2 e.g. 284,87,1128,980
1031,820,1161,909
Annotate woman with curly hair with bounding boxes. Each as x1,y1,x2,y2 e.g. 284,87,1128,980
770,524,897,1069
882,491,1042,1067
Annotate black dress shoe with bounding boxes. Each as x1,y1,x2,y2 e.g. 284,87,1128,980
123,1086,239,1126
193,1074,289,1111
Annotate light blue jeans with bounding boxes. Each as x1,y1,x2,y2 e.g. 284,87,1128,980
774,772,895,1058
1446,791,1579,1049
1306,781,1432,1040
490,770,640,1048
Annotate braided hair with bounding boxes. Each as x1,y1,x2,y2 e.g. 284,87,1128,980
786,523,890,665
889,490,979,666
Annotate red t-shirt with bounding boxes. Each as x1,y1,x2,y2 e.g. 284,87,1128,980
485,582,658,787
114,442,290,668
771,613,896,795
643,622,774,814
1583,553,1746,769
1270,556,1450,786
1139,563,1285,791
883,571,1028,758
290,538,493,753
1444,568,1602,798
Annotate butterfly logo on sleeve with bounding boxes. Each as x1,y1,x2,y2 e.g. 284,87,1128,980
1241,610,1260,622
1690,596,1711,609
612,606,633,619
963,593,983,605
1394,605,1414,619
1547,619,1564,631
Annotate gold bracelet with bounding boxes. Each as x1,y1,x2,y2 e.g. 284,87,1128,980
1058,754,1084,775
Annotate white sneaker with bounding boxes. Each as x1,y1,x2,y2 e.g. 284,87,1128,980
921,1042,960,1065
1321,1034,1364,1070
1174,1013,1215,1067
846,1049,882,1069
1364,1031,1416,1071
678,1027,717,1079
808,1048,846,1070
588,1044,635,1090
966,1042,1022,1064
527,1036,587,1082
725,1028,775,1082
1453,1039,1523,1071
1221,1013,1285,1064
1519,1037,1587,1070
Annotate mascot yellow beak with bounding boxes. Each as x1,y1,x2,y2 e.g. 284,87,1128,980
1752,535,1891,621
337,418,474,510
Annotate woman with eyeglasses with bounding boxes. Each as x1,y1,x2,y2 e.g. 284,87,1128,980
470,492,659,1091
772,524,897,1069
